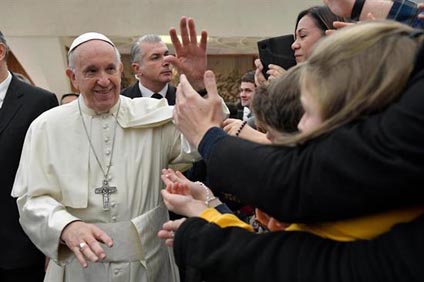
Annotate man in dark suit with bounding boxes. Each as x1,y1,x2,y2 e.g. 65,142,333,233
121,34,177,105
0,31,58,281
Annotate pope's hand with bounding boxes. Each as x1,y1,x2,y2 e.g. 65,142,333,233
60,221,113,268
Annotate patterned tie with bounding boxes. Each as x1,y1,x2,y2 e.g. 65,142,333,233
151,93,162,99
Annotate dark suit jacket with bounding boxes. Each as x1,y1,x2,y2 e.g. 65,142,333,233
121,82,177,105
0,75,58,269
173,45,424,281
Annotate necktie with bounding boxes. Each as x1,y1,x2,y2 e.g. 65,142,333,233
151,93,162,99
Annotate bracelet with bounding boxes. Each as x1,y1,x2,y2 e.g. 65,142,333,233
196,181,216,207
235,121,247,137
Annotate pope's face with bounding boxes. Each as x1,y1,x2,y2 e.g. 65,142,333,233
66,40,123,113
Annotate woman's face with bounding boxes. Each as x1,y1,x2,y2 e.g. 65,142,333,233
291,15,324,63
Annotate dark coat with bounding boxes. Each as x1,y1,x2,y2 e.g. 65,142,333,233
0,75,58,269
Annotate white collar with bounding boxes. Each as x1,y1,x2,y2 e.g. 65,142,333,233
138,82,168,98
242,107,251,121
0,71,13,106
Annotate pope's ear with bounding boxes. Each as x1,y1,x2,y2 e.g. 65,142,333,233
65,68,79,90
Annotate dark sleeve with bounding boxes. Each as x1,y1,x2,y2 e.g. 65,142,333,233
36,92,58,116
27,83,58,111
200,65,424,223
174,215,424,282
46,91,59,109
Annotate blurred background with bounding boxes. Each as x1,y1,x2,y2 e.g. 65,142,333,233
3,0,421,102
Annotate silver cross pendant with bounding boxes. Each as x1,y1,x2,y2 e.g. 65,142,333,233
95,179,117,210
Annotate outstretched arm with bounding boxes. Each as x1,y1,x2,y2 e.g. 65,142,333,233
222,118,270,144
324,0,391,19
174,214,424,282
325,0,423,27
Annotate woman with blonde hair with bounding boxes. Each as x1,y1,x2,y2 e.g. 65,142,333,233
282,19,423,145
275,20,424,240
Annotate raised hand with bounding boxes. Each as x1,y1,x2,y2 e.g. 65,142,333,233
165,16,208,91
174,71,225,147
267,64,287,80
325,12,376,36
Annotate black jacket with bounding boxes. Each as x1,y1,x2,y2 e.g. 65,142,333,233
0,75,58,269
173,44,424,281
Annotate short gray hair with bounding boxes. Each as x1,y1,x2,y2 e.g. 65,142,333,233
68,42,121,69
130,34,163,63
0,31,10,60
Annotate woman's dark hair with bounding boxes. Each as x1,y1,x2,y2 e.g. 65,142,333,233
295,5,348,34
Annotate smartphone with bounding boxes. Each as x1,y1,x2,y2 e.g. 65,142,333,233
257,34,297,79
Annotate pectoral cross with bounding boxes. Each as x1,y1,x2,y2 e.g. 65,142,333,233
95,180,117,210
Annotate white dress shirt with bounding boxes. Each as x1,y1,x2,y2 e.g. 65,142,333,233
0,71,12,109
138,82,168,98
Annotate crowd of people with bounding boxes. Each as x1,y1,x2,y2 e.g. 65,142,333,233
1,0,423,282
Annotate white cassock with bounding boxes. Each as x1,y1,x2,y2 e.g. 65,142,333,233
11,95,200,282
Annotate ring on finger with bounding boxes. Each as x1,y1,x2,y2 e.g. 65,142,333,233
79,242,87,252
169,231,175,238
